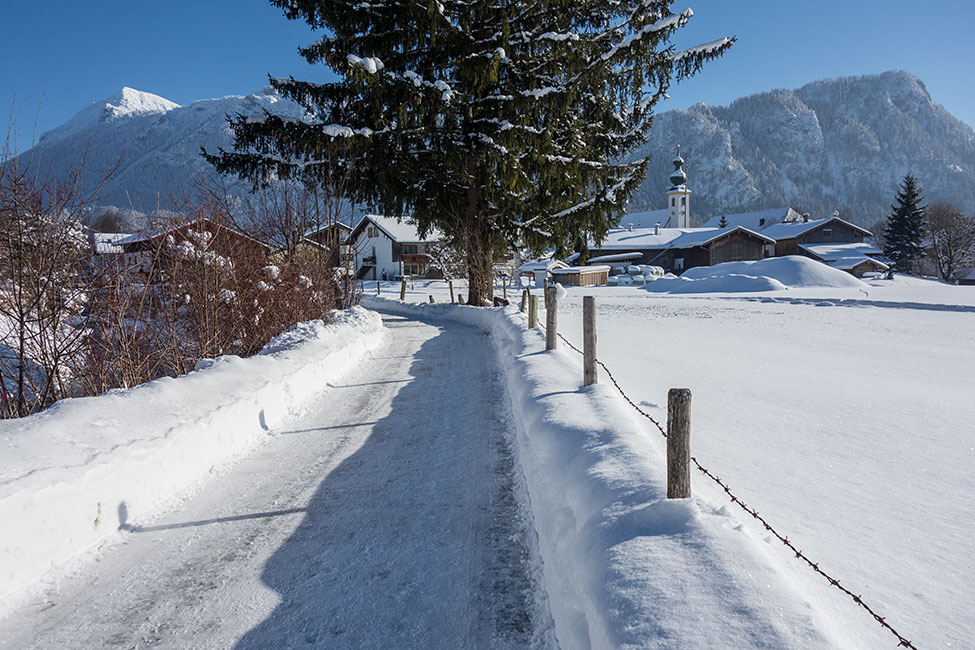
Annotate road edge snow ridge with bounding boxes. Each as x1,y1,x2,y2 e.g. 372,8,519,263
0,307,383,615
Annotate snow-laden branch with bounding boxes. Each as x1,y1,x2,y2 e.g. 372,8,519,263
672,37,732,61
600,9,692,62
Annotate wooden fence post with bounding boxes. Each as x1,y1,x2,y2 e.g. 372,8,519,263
583,296,597,386
520,289,528,313
503,278,507,301
400,277,407,301
429,295,435,303
528,295,538,329
377,279,381,295
544,286,558,350
449,279,455,303
667,388,692,499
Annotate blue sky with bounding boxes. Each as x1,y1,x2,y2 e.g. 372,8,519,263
3,1,974,153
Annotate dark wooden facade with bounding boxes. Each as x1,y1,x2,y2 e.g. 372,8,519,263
709,231,768,265
587,229,770,274
551,267,610,287
775,221,867,257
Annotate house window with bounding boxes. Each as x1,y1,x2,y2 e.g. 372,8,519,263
823,228,832,237
402,244,418,254
674,258,684,271
405,263,422,275
681,196,686,206
368,226,379,238
671,197,675,207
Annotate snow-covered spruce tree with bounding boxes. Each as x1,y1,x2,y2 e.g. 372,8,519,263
883,174,927,275
207,1,732,305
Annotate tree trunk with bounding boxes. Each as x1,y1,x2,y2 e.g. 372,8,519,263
464,223,494,307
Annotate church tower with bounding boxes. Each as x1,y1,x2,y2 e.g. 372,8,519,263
667,147,691,229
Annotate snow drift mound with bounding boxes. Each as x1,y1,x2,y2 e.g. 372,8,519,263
645,273,787,294
646,256,867,294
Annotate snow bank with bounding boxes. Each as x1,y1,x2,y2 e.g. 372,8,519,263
0,307,383,612
646,273,788,293
679,255,867,289
361,296,841,649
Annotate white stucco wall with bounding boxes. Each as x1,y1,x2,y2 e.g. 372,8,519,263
352,226,398,279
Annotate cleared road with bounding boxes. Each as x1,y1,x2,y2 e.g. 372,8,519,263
0,313,550,649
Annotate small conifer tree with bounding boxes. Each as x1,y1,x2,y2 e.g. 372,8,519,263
208,1,732,305
883,174,926,274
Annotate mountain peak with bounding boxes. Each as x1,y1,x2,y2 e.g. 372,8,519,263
38,87,180,146
101,87,181,119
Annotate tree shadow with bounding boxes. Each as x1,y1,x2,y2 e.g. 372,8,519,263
233,315,539,650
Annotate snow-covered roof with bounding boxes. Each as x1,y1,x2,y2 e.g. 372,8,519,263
828,256,889,271
91,232,129,254
350,214,439,243
800,242,883,262
616,208,670,230
587,252,644,263
594,226,773,251
306,222,351,238
761,217,872,241
518,260,568,273
551,265,611,273
671,226,774,247
114,217,268,249
699,207,802,230
595,227,686,249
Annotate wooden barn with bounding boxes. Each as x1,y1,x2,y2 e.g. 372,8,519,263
588,225,774,274
762,217,871,257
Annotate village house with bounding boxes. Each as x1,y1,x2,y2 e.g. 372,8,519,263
587,154,775,274
347,214,440,280
588,153,879,277
760,217,872,257
797,242,890,277
305,221,353,266
114,217,269,275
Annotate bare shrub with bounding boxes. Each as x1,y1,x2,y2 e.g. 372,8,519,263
0,129,115,416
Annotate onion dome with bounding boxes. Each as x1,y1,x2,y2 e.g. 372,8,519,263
669,149,687,189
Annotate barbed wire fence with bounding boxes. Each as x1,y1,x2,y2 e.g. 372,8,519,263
532,294,919,650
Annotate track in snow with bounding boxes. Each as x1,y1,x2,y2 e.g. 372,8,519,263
0,313,552,649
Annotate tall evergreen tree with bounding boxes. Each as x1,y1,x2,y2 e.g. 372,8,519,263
883,174,926,274
207,1,732,304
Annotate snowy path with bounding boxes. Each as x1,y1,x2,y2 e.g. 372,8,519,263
0,313,547,649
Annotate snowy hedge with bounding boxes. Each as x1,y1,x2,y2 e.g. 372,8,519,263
0,307,383,614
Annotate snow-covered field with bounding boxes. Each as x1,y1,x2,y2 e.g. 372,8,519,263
389,269,975,649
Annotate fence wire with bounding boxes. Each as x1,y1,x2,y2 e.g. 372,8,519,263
534,315,918,649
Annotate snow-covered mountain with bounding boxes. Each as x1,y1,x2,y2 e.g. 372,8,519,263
12,86,306,215
12,71,975,226
629,70,975,224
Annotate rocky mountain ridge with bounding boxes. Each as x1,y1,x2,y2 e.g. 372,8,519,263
11,71,975,227
629,70,975,224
